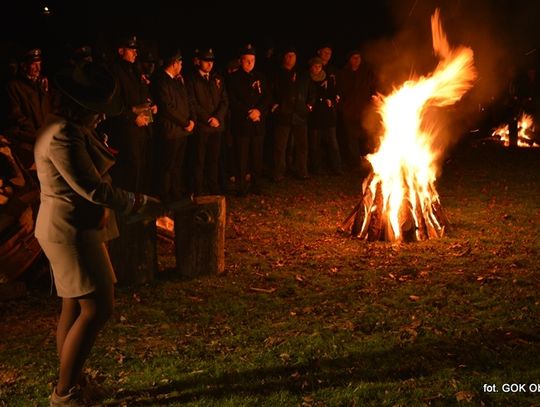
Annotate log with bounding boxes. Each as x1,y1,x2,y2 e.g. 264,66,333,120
108,216,157,286
174,195,226,278
0,206,42,283
414,192,427,241
338,172,374,235
341,172,450,242
398,198,416,242
367,181,384,241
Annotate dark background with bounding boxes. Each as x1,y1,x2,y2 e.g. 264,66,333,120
1,0,539,106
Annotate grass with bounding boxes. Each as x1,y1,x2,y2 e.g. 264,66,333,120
1,144,539,406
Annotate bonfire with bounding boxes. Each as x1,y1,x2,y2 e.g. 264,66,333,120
491,112,539,148
341,9,477,242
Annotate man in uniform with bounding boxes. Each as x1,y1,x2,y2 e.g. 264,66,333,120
104,35,158,285
227,44,270,196
187,48,228,195
6,48,52,168
106,35,157,193
152,48,195,201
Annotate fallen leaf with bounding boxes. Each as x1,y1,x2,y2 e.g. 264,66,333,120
455,390,474,402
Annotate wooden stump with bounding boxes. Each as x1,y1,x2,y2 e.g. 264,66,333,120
108,215,157,285
174,195,225,278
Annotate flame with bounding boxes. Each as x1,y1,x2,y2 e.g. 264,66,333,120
365,9,476,240
491,113,539,147
156,216,175,233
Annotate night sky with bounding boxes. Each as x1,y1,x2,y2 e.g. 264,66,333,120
2,0,394,62
1,0,539,83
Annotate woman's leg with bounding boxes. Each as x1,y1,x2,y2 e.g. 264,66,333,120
56,283,114,396
56,298,79,357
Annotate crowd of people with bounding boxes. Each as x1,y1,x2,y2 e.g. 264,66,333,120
2,37,378,200
4,33,539,406
1,35,379,406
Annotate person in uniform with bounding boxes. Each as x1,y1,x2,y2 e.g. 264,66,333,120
187,48,229,195
151,48,195,201
271,46,316,181
6,48,53,168
105,35,157,193
227,44,270,195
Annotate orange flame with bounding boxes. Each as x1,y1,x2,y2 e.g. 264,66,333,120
156,216,175,233
366,9,476,240
491,113,539,147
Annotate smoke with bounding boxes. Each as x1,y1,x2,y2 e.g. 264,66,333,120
362,0,540,155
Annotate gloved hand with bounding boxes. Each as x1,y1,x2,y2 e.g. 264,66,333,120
126,194,167,223
136,195,167,218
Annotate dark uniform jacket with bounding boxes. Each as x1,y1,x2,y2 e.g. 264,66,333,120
106,59,153,149
227,69,270,137
272,68,316,126
6,74,52,143
152,71,194,139
187,72,229,133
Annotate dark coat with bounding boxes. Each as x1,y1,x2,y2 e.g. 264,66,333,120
227,69,270,138
187,71,229,133
105,58,154,192
106,59,153,146
336,63,376,123
152,71,194,139
309,73,338,129
6,74,52,143
272,67,316,126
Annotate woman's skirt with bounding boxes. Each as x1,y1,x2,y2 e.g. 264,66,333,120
38,239,117,298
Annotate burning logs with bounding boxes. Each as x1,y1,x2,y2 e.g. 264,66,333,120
340,173,449,242
339,9,474,242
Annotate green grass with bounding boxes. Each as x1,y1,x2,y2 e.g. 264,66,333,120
1,145,539,406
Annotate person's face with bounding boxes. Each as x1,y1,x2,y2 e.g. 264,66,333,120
240,54,255,73
282,52,296,70
175,59,183,75
119,47,137,63
349,54,362,70
310,63,323,76
200,60,214,73
318,47,332,64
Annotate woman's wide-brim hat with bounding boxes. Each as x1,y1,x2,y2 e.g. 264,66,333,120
54,63,123,117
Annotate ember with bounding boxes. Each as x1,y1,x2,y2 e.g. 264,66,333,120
342,9,476,242
156,215,175,240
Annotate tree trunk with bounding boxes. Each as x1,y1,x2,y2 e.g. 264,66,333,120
174,195,226,278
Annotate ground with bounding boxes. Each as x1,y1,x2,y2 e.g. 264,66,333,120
1,144,539,406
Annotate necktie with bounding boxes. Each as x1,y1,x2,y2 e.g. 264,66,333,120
204,73,209,81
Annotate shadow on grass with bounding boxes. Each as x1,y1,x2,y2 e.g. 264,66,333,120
109,328,540,405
